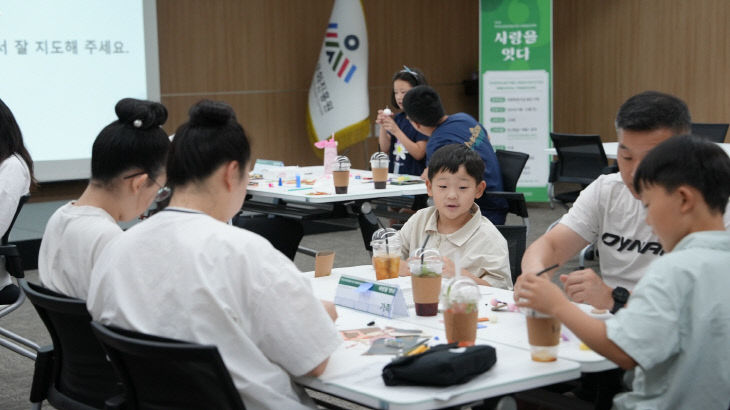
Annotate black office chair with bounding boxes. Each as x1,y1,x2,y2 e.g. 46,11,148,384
496,225,527,284
0,194,41,359
548,133,609,209
20,280,122,410
691,123,729,143
91,322,246,410
481,150,530,232
232,214,304,261
356,201,384,252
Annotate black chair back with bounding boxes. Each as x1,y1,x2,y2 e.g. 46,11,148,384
495,150,529,193
550,133,608,185
493,150,530,222
496,225,527,284
2,193,30,245
232,214,304,260
91,322,246,410
691,123,729,143
19,280,120,408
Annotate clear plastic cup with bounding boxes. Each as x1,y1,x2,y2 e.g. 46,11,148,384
370,152,389,189
332,155,351,194
443,276,480,346
408,249,443,316
523,308,562,362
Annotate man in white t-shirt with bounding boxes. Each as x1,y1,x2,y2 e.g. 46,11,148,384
520,91,730,312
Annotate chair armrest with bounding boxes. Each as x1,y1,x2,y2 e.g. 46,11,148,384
29,345,54,403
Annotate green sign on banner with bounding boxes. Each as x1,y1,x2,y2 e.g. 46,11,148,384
480,0,552,202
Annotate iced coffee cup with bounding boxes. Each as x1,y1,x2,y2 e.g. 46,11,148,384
370,152,389,189
408,250,443,316
443,276,480,346
332,155,351,194
524,308,562,362
370,229,400,280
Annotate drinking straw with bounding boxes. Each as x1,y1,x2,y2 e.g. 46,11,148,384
419,234,431,264
535,264,559,276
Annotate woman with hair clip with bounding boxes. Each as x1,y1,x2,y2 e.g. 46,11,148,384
38,98,170,300
0,98,35,304
87,100,340,409
376,66,429,176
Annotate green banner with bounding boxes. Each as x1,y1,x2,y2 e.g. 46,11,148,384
480,0,552,202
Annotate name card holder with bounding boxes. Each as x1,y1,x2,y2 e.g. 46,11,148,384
333,275,409,318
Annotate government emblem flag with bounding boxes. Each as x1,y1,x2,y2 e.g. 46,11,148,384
307,0,369,153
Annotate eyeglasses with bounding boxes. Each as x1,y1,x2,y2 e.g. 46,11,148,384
123,171,172,203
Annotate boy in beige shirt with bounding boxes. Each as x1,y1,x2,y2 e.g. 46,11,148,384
397,143,511,288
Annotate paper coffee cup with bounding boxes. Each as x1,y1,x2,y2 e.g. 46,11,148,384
314,250,335,277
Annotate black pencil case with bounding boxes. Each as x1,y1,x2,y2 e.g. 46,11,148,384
381,343,497,387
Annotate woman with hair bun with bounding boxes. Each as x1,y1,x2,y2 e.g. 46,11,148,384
87,100,340,409
0,98,35,304
38,98,170,300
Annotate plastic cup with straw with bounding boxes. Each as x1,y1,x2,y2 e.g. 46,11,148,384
443,252,480,346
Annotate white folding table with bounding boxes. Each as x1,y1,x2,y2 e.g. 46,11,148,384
296,266,590,409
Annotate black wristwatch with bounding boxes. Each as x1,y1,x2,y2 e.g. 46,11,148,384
610,286,630,314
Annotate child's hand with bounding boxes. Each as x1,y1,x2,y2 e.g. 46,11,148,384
375,109,393,125
441,256,455,278
515,274,568,316
441,256,472,280
399,258,411,276
379,114,401,135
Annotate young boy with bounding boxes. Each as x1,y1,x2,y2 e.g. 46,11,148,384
516,135,730,409
397,143,511,289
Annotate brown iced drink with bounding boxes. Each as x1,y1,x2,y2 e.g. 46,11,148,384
411,275,442,316
332,170,349,194
372,167,388,189
444,308,478,346
526,316,562,362
370,152,389,189
373,254,400,280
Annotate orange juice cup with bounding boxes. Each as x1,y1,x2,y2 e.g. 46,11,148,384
371,237,400,280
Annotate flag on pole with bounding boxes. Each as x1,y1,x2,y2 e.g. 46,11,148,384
307,0,369,154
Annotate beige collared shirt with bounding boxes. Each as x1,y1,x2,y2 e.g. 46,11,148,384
398,204,512,289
